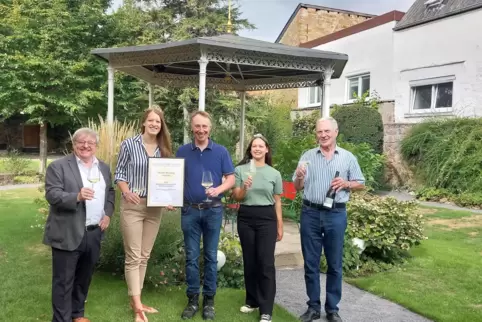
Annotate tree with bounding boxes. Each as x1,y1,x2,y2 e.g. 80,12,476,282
0,0,256,170
134,0,254,41
0,0,112,172
108,0,255,150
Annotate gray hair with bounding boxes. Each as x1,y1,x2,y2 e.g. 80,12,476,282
71,127,99,144
317,117,338,130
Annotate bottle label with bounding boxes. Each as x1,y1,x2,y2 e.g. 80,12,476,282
323,197,334,208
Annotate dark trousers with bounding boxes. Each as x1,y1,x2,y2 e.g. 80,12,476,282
181,205,223,297
300,205,347,314
51,227,102,322
237,205,278,316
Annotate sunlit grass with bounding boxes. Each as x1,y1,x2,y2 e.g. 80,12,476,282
0,188,298,322
347,208,482,322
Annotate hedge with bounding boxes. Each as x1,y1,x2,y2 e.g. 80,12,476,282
331,104,384,154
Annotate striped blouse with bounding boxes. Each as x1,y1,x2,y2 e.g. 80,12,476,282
114,134,160,197
292,145,365,204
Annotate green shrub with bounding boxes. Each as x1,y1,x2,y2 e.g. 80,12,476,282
96,190,184,273
147,230,245,289
249,96,293,155
1,150,33,175
321,193,426,277
292,110,319,138
337,141,385,191
272,135,316,181
348,193,425,262
273,136,384,191
321,233,362,274
13,175,40,184
401,117,482,195
416,186,482,208
331,104,384,153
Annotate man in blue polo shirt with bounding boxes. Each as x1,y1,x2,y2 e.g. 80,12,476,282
176,111,235,320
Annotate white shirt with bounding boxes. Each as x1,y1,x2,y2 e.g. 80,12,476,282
76,156,106,226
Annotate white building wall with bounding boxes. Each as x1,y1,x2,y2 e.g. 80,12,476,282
298,21,397,108
393,9,482,123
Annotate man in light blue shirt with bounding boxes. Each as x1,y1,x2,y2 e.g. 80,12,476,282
293,117,365,322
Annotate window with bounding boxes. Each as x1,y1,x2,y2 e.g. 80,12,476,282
307,86,321,106
410,82,453,113
347,74,370,101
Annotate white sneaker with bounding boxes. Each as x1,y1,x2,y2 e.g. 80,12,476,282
240,305,258,313
260,314,272,322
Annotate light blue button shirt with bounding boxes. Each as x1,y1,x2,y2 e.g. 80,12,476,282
76,156,106,226
292,145,365,204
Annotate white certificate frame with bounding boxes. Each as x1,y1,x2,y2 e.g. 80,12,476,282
146,157,185,207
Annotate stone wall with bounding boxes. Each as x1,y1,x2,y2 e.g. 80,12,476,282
258,7,373,108
279,7,372,46
383,123,414,187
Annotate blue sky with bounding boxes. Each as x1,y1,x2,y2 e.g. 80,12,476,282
111,0,416,42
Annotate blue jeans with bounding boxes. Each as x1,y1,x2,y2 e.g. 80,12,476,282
181,205,223,297
300,205,347,314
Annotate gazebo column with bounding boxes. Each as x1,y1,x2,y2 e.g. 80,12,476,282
322,68,334,118
238,91,246,160
198,57,209,111
107,64,115,124
148,83,154,107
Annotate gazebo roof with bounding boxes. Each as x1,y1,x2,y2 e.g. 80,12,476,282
91,34,348,91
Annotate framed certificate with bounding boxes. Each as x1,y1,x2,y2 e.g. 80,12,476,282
147,157,185,207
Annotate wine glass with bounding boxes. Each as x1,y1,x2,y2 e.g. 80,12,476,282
299,160,310,169
244,159,256,189
131,175,146,197
202,171,214,202
87,164,100,199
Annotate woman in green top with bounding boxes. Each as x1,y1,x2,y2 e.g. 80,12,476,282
232,134,283,322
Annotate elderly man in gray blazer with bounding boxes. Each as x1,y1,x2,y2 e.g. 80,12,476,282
43,127,115,322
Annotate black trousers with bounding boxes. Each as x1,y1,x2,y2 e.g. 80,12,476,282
237,205,278,315
51,227,102,322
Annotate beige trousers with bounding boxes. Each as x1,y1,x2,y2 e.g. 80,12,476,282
120,198,163,296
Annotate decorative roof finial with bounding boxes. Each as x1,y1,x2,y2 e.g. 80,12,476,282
227,0,233,33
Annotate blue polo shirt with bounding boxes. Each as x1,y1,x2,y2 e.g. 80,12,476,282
176,139,234,203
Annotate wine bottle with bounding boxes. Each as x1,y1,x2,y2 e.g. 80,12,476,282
323,171,340,209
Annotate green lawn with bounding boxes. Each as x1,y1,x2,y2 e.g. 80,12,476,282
347,206,482,322
0,188,297,322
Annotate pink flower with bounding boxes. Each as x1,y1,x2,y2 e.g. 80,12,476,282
160,271,165,276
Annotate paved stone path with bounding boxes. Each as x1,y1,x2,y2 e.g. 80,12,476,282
0,183,41,191
275,268,432,322
376,190,482,214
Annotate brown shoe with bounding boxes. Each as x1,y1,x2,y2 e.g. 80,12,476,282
73,318,90,322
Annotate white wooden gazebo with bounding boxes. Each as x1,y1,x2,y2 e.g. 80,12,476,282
91,34,348,153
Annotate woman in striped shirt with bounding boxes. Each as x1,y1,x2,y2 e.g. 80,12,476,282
115,107,173,322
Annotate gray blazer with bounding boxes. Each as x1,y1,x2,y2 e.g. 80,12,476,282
43,153,115,251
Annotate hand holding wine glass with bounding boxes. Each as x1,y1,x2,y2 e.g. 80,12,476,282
202,171,214,202
126,181,142,205
243,159,256,189
87,164,100,199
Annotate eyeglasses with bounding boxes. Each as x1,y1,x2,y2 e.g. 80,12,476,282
76,140,97,146
253,133,268,142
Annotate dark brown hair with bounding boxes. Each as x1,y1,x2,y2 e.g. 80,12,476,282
141,106,173,157
237,134,272,166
